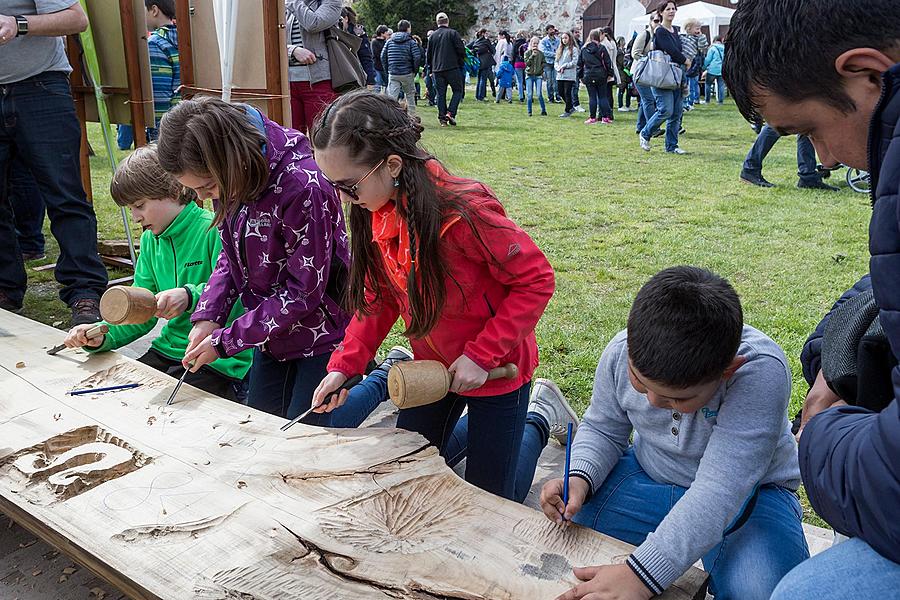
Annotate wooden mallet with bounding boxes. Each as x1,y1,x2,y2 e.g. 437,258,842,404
387,360,519,409
100,286,158,325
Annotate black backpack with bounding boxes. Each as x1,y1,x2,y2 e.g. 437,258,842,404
821,290,896,411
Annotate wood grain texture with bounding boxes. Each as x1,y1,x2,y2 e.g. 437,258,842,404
0,310,706,599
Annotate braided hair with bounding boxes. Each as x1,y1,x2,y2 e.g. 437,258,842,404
312,91,483,338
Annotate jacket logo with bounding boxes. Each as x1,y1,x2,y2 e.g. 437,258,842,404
184,260,203,267
701,408,718,419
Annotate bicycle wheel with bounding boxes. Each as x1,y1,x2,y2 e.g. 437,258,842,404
846,168,871,193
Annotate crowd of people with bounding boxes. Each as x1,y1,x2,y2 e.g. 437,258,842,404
1,1,898,600
359,3,730,158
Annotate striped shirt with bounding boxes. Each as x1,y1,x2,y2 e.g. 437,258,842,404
148,24,180,125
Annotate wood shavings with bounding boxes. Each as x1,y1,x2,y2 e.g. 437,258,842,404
15,361,25,369
237,480,247,489
238,415,252,425
31,570,42,577
17,539,36,549
52,413,61,421
89,587,107,599
62,566,77,575
147,416,156,426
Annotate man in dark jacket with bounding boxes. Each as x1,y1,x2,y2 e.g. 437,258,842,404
371,24,389,92
468,28,496,101
381,20,422,115
426,11,465,127
725,1,899,597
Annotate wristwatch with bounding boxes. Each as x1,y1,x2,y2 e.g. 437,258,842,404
15,15,29,37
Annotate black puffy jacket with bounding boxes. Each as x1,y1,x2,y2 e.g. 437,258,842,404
577,42,612,82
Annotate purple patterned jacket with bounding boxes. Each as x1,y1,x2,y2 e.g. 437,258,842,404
191,112,351,361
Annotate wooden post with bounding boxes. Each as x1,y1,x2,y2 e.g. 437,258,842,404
175,0,195,100
119,0,147,147
261,0,284,124
66,35,93,203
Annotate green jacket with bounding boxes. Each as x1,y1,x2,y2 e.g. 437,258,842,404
89,203,251,381
525,49,546,77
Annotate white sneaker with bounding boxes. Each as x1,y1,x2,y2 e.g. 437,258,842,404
574,105,586,113
617,107,629,112
528,378,579,446
375,346,414,375
668,147,687,155
640,135,651,151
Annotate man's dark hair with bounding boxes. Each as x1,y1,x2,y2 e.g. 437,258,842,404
144,0,175,19
545,24,556,33
398,20,411,32
627,266,743,387
375,24,389,36
724,0,900,124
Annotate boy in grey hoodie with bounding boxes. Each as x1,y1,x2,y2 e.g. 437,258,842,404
540,266,808,600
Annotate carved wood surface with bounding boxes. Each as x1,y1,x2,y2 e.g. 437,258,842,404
0,311,706,599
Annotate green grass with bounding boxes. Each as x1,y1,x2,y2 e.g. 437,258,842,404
21,93,869,528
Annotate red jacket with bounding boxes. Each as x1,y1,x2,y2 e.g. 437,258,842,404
328,163,555,397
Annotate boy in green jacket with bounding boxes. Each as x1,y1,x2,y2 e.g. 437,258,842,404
64,145,251,401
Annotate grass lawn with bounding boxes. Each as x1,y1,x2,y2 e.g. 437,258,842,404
19,91,871,527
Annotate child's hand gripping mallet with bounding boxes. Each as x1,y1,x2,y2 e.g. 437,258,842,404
47,324,109,355
280,374,363,431
387,360,519,409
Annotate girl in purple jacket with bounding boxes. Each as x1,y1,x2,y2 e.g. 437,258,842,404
157,97,351,425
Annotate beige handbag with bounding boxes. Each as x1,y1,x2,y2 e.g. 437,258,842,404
325,26,366,93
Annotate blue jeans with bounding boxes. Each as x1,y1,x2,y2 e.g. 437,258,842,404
246,349,333,426
771,537,900,600
706,74,725,103
634,81,654,133
574,449,809,600
476,68,491,100
445,411,549,503
374,70,387,93
742,124,820,184
686,75,700,105
525,76,546,114
396,382,530,500
640,86,684,152
0,71,108,308
584,77,611,119
434,69,464,120
571,79,581,107
515,67,526,100
330,367,389,428
9,157,45,255
542,63,558,101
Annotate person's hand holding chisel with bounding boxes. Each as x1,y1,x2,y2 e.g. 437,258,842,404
182,320,220,372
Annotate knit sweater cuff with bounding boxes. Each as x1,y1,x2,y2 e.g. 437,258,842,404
568,459,604,495
628,541,682,595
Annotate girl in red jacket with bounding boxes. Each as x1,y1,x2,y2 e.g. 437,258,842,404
310,91,555,499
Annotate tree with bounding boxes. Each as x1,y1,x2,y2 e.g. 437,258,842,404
355,0,476,39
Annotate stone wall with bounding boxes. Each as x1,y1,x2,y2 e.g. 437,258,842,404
469,0,590,38
468,0,650,39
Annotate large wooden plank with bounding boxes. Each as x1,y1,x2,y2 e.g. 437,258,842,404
0,310,706,599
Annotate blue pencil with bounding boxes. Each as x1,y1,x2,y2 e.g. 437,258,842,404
562,421,573,519
68,382,142,396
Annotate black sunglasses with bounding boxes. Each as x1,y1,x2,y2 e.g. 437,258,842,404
327,159,385,201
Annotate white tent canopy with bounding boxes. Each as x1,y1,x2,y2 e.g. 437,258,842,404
627,1,735,38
